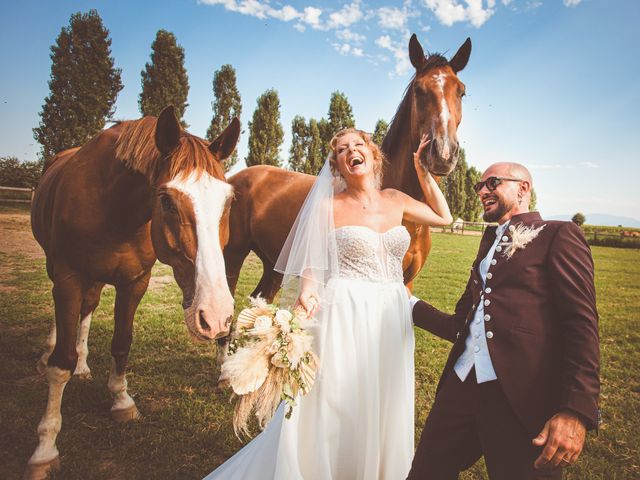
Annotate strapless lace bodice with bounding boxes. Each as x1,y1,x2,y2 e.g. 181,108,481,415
331,225,410,283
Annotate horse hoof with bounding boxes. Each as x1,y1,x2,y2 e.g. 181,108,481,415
111,405,142,423
23,456,60,480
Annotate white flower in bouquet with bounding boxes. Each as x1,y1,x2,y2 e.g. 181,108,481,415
253,315,273,331
274,309,293,333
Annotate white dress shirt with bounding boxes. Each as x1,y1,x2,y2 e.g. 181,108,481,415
410,221,509,384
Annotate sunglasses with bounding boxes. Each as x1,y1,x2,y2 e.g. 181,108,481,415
473,176,523,194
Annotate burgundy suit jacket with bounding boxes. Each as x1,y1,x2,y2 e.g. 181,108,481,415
414,212,600,435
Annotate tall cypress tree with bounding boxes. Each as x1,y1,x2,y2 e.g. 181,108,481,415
33,10,122,160
463,163,483,221
245,89,284,167
306,119,323,175
139,30,189,125
441,149,468,220
327,91,355,134
289,115,308,172
373,119,389,146
207,64,242,171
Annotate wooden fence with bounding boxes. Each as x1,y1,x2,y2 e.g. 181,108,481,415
0,185,34,203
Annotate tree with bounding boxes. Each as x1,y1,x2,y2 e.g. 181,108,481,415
318,118,332,161
246,89,284,167
463,163,483,221
139,30,189,125
0,157,43,188
289,115,308,172
572,212,586,226
206,64,242,171
529,188,537,211
441,151,468,220
306,119,324,175
373,119,389,146
33,10,122,160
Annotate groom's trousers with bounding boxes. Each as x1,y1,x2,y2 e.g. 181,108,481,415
407,368,562,480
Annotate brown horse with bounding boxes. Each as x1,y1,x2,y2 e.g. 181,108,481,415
224,35,471,301
26,106,240,479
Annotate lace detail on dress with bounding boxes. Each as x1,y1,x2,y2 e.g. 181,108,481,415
330,225,410,283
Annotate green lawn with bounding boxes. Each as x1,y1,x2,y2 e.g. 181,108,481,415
0,225,638,479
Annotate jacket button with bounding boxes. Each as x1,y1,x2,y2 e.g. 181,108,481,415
484,299,490,307
486,273,492,279
491,259,497,266
486,331,494,339
495,245,503,253
502,235,509,242
485,287,492,294
484,314,491,322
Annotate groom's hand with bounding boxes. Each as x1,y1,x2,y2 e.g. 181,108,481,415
532,411,586,469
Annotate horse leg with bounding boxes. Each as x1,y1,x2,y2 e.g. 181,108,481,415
26,271,83,480
108,274,149,422
73,282,105,380
250,253,283,303
36,319,56,375
224,244,251,296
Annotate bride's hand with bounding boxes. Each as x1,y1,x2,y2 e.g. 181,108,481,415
413,134,432,177
295,290,320,318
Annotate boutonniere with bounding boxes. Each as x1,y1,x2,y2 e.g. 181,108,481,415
499,223,546,259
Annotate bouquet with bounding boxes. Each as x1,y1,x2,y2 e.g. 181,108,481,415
218,296,319,437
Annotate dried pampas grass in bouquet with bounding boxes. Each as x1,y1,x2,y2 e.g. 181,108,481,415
218,297,319,437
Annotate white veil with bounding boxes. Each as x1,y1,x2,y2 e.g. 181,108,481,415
274,157,343,307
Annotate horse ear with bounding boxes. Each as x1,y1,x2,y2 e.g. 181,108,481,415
449,38,472,73
209,117,240,162
409,34,426,70
155,106,181,154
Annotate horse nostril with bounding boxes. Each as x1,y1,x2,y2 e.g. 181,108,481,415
198,310,210,332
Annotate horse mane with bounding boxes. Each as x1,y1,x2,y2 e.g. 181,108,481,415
382,53,449,158
115,116,223,181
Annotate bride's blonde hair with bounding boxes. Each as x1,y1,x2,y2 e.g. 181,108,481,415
328,128,386,189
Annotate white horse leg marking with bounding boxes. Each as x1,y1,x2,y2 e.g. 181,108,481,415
37,319,56,374
27,367,71,467
108,359,140,422
73,312,92,378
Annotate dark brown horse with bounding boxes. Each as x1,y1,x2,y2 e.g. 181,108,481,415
224,35,471,301
26,106,240,479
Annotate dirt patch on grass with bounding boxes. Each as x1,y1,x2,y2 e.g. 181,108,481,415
0,212,43,259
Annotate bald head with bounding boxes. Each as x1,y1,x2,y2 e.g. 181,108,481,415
478,162,534,223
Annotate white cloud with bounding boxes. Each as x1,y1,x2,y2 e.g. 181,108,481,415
327,1,364,29
378,7,408,30
302,6,323,28
563,0,582,6
375,34,411,77
421,0,496,28
336,29,366,43
580,162,599,169
293,23,306,32
200,0,304,22
352,47,364,57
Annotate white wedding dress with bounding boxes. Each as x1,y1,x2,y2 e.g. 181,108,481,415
205,225,415,480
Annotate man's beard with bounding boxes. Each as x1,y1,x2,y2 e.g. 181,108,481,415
483,196,512,223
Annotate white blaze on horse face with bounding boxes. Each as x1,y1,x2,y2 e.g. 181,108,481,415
434,73,451,159
167,172,234,339
28,366,71,466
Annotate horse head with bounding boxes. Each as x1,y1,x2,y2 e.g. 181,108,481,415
150,106,240,342
409,34,471,176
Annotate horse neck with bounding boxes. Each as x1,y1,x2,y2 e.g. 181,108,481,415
381,101,423,200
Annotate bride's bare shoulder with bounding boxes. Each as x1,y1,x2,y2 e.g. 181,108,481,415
381,188,407,203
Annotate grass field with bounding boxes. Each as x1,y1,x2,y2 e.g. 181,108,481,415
0,204,638,479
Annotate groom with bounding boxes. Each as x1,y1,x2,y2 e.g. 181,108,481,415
408,162,599,479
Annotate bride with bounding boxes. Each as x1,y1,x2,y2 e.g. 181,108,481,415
205,128,452,479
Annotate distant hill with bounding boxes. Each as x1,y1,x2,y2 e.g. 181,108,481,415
547,213,640,228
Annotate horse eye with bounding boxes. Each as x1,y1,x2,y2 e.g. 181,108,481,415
160,195,177,213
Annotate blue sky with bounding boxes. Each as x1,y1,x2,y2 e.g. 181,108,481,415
1,0,639,220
